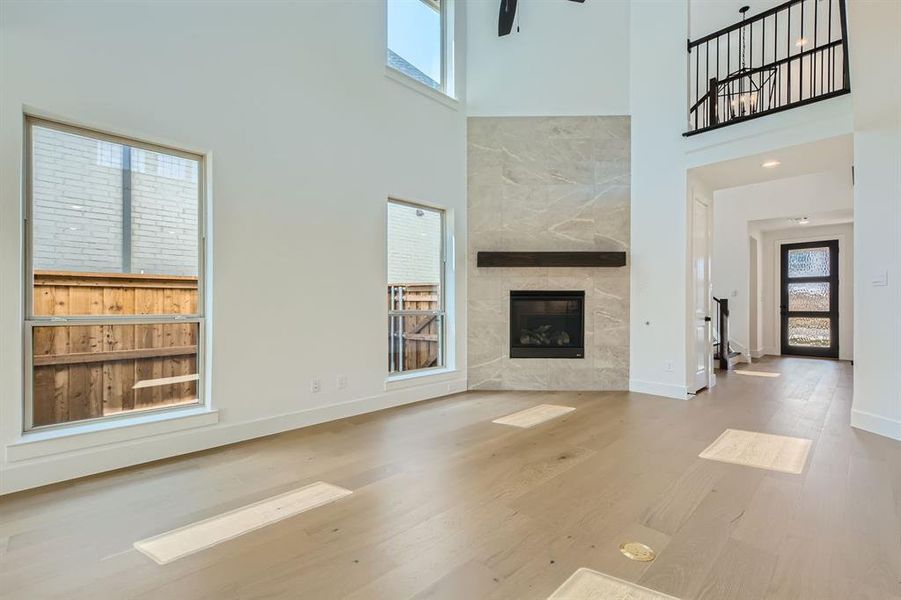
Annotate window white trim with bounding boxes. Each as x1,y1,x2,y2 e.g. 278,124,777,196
385,0,457,103
384,66,460,109
387,198,448,378
385,367,459,389
6,406,219,463
22,115,208,432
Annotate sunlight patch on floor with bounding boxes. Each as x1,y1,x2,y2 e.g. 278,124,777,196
734,370,781,378
134,481,352,565
699,429,812,474
492,404,575,428
548,568,679,599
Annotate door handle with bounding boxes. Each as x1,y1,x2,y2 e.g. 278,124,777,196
704,316,712,322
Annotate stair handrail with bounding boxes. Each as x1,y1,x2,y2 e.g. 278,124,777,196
713,297,731,370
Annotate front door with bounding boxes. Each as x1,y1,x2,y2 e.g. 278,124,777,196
780,240,839,358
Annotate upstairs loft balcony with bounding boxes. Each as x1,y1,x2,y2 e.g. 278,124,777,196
686,0,850,136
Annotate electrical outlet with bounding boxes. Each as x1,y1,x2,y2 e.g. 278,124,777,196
665,360,673,372
337,375,347,390
310,378,321,393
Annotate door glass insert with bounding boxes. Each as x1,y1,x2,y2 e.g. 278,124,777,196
787,317,831,348
787,247,830,278
787,282,830,312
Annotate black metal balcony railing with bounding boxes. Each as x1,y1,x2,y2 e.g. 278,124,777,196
686,0,850,136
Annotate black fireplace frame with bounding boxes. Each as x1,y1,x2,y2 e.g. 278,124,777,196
509,290,585,359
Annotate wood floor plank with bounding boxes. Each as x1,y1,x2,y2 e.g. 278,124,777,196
2,357,899,600
766,533,837,599
695,538,778,600
730,475,802,551
640,460,727,535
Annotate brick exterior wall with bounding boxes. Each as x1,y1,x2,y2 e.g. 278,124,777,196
32,126,199,276
131,151,199,275
32,127,124,273
387,202,442,285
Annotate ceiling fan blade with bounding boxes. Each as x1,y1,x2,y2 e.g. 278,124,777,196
499,0,585,37
498,0,518,36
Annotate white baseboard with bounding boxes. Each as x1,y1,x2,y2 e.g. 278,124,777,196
1,377,467,496
850,409,901,442
629,379,690,400
750,348,766,359
731,354,750,365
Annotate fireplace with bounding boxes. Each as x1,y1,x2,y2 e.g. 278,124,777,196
509,291,585,358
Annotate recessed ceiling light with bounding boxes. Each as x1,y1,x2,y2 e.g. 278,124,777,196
762,160,781,168
796,37,808,47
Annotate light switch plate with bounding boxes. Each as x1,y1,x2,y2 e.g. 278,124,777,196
872,271,888,287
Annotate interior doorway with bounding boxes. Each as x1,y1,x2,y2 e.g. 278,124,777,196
780,239,839,358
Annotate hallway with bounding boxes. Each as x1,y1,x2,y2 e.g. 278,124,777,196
1,358,899,599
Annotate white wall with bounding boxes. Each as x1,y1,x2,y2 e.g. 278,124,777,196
848,0,901,441
466,0,629,116
758,223,854,360
684,96,853,170
0,1,468,493
629,0,690,399
711,171,853,359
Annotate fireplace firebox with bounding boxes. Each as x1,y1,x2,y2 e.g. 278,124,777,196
509,291,585,358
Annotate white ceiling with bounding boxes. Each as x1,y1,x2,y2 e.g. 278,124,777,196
690,133,853,191
690,0,784,39
749,207,853,233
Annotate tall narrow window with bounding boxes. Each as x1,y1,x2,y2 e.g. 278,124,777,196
387,200,445,375
387,0,450,94
25,116,205,429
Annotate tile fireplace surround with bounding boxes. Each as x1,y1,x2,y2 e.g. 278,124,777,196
467,116,630,391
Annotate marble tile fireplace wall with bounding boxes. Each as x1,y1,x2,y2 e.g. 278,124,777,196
467,116,630,390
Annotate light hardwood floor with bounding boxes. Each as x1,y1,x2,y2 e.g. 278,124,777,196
1,357,900,599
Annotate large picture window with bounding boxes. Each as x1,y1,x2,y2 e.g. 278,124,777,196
387,200,445,375
24,116,205,429
387,0,451,94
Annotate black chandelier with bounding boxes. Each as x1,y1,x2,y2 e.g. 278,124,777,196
718,6,779,118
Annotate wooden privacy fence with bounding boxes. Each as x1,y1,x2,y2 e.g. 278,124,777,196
31,271,199,427
388,283,440,373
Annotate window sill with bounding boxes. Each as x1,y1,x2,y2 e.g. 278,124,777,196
385,66,460,110
385,367,460,390
6,406,219,462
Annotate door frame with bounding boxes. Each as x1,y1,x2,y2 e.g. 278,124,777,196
780,239,839,358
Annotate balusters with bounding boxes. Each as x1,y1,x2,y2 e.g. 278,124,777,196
685,0,850,135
